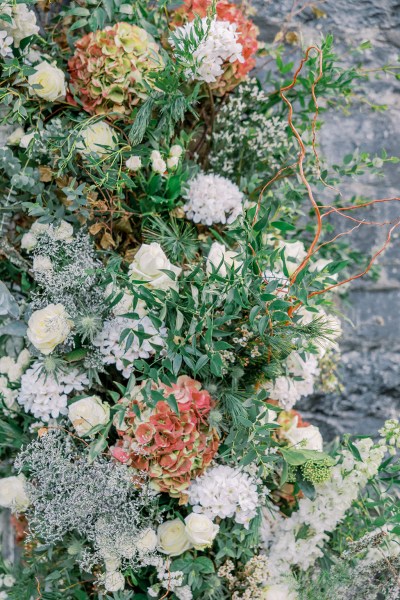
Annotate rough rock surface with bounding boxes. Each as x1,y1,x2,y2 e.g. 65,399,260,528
254,0,400,437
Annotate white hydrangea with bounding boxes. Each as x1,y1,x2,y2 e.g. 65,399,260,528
1,2,40,47
93,316,167,378
183,173,244,226
17,362,89,421
261,435,389,582
171,17,243,83
188,464,259,529
262,351,320,410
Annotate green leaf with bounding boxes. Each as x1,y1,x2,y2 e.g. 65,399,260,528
281,448,331,466
271,220,296,231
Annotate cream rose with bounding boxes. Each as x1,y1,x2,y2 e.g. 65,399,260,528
284,419,323,452
184,513,219,550
206,242,242,278
157,519,192,556
7,127,25,145
78,122,116,156
135,528,158,555
167,156,179,170
104,571,125,592
68,396,110,436
129,243,181,291
27,303,73,355
0,474,30,511
28,61,66,102
170,144,183,158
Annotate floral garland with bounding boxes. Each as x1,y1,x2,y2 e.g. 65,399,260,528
0,1,399,599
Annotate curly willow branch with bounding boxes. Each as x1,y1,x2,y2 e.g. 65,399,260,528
256,43,400,309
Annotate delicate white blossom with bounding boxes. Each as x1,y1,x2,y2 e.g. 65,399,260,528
188,464,259,528
18,362,89,420
184,172,244,226
0,30,12,57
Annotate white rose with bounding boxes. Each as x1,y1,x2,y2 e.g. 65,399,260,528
7,127,25,145
30,221,50,236
32,255,53,273
19,132,35,149
135,528,158,555
104,571,125,592
27,303,73,355
263,584,298,600
129,242,181,291
126,155,142,171
51,220,73,242
28,61,66,102
184,513,219,550
206,242,242,278
285,420,323,452
68,396,110,436
152,157,167,174
78,122,116,156
20,231,37,251
157,519,192,556
167,156,179,170
170,144,183,158
0,474,30,511
277,240,307,276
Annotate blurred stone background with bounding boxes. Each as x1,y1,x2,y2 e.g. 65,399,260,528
254,0,400,438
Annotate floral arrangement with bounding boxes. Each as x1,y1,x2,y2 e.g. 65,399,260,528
0,1,399,599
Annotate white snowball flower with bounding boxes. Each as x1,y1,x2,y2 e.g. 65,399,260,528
2,3,39,47
28,61,66,102
68,395,110,436
0,474,30,511
263,584,298,600
184,172,244,226
51,220,73,242
93,316,167,378
125,155,142,171
18,362,89,421
171,17,244,83
134,528,158,555
129,242,181,291
188,464,259,528
27,303,73,355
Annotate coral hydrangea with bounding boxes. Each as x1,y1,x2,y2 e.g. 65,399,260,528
183,172,244,226
93,316,167,378
68,23,164,116
111,376,220,497
188,464,259,528
171,0,258,92
17,362,89,421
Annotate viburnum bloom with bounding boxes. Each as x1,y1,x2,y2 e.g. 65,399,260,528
170,0,259,92
111,376,220,497
67,23,164,116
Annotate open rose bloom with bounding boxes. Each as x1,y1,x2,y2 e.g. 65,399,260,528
112,376,220,497
171,0,259,93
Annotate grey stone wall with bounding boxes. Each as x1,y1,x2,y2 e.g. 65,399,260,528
254,0,400,437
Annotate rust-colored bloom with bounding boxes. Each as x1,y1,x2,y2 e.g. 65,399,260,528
111,376,220,497
68,23,164,116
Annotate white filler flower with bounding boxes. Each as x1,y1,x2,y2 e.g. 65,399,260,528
184,173,244,226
